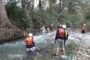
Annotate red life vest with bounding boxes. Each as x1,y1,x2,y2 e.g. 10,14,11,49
58,28,65,38
82,26,87,32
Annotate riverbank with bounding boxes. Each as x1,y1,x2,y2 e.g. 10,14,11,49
0,28,25,43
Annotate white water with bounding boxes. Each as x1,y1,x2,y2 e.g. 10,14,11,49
0,31,90,60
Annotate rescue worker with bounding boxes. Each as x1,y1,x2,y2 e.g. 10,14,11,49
62,25,69,45
81,24,87,34
25,33,36,54
54,24,66,56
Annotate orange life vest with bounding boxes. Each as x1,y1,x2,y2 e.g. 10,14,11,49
26,37,33,45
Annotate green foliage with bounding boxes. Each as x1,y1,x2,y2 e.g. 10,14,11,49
49,0,56,3
68,0,79,14
85,11,90,20
5,1,29,29
67,14,81,28
5,0,90,30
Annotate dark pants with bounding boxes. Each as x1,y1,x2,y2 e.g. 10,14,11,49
81,30,85,34
64,39,67,46
26,45,35,48
26,45,37,55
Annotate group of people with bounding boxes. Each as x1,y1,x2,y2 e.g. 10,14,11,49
40,24,54,34
25,23,87,57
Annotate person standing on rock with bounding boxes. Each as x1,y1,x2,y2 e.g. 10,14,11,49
54,24,66,56
81,24,87,34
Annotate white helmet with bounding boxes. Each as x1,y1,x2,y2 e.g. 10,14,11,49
59,24,62,27
28,33,33,37
62,25,66,28
58,24,62,28
83,24,86,26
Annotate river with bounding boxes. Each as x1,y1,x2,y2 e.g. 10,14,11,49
0,31,90,60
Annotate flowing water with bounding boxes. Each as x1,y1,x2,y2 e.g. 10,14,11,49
0,31,90,60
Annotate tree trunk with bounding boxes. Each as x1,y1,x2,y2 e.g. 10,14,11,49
39,0,42,10
0,0,24,42
0,0,13,28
